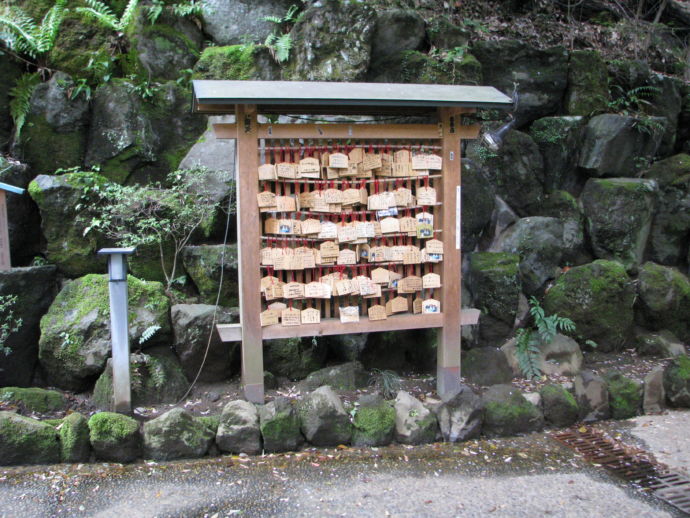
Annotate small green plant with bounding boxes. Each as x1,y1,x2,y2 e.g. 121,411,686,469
607,84,661,115
369,368,402,399
514,297,575,380
127,74,160,102
145,0,202,24
139,325,160,345
0,295,22,356
263,4,303,64
631,115,665,136
9,72,41,142
76,0,139,34
475,144,498,162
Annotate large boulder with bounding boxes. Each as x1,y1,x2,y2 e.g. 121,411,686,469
182,245,239,307
143,408,215,461
574,371,610,422
92,348,188,410
462,348,513,386
471,130,544,216
472,40,568,124
634,329,687,358
0,157,41,265
19,73,89,175
543,260,635,352
368,10,426,72
0,411,60,465
578,114,664,178
371,49,481,85
85,79,206,184
645,74,684,156
286,1,376,81
394,390,438,445
540,384,579,427
0,266,58,387
537,191,590,266
38,274,171,391
436,385,483,442
461,160,495,252
325,334,369,363
482,385,544,437
59,412,91,463
88,412,141,463
502,334,583,378
258,397,304,453
564,50,609,116
179,116,236,175
0,387,65,413
663,356,690,408
581,178,657,271
605,372,642,420
298,386,352,446
643,366,666,415
468,252,521,348
193,44,281,81
266,337,328,381
636,262,690,342
351,394,395,447
496,217,564,294
216,400,261,454
200,0,293,45
172,304,240,382
529,117,586,194
301,361,367,391
28,172,109,277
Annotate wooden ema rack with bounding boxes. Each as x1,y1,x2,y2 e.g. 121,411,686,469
192,80,512,403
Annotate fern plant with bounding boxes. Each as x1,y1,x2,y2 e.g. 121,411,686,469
369,368,402,399
76,0,139,34
9,72,41,142
145,0,202,25
514,297,575,380
0,295,22,356
0,0,67,60
263,3,303,64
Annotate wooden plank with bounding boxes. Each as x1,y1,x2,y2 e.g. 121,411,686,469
235,104,264,404
0,191,10,271
262,313,444,340
216,323,243,342
436,107,463,398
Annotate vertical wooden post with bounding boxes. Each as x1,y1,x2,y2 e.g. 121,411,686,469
0,191,10,271
437,108,462,397
236,104,264,403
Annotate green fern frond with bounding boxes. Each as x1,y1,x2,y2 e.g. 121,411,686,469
36,0,66,53
119,0,139,31
263,15,283,24
145,0,164,24
9,72,40,142
0,7,39,57
139,324,160,345
274,33,292,63
76,0,119,30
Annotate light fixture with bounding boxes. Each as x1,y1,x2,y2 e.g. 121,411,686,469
481,83,520,151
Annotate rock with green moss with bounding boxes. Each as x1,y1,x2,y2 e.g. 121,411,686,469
369,10,425,72
605,372,642,419
537,191,590,265
0,387,65,413
394,390,438,445
636,262,690,342
462,348,513,386
182,244,239,307
0,411,61,465
497,217,564,295
19,73,89,175
437,385,483,442
482,385,544,438
578,114,664,177
38,274,171,391
461,160,495,252
643,154,690,188
88,412,141,463
427,16,470,49
265,337,328,381
93,348,187,410
529,117,586,194
502,333,583,378
301,361,367,392
352,394,395,447
286,1,376,81
298,386,352,447
59,412,90,463
540,384,579,427
544,260,634,352
216,400,261,454
198,415,220,435
372,49,482,85
143,408,214,461
565,50,609,116
200,0,292,45
28,172,110,277
193,44,280,80
468,252,521,347
258,397,304,453
635,329,687,357
663,355,690,408
582,178,657,271
0,265,58,387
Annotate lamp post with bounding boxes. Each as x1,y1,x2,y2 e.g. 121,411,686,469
97,247,136,413
0,181,26,271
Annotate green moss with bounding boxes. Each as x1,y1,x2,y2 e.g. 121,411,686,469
605,373,641,419
530,117,572,147
0,387,65,413
27,179,43,205
193,44,261,80
197,415,220,434
88,412,139,441
676,355,690,379
0,412,61,465
352,403,395,446
260,410,301,446
59,412,90,463
469,252,520,275
399,50,481,85
566,50,609,115
22,115,85,175
541,384,577,408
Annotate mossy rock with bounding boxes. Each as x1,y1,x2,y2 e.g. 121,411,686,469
543,260,635,352
0,387,65,414
540,384,579,428
258,397,304,453
197,415,220,435
142,408,214,461
59,412,91,463
482,385,544,438
636,262,690,343
604,372,641,419
301,361,368,391
193,44,280,80
265,337,328,381
374,49,481,85
0,411,60,465
663,355,690,408
565,50,609,116
182,244,239,307
643,154,690,188
352,395,396,447
88,412,141,463
38,274,171,391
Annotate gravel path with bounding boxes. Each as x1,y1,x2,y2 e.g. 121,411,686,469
629,410,690,473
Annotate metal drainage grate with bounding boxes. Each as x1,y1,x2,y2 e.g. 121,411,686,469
552,428,690,514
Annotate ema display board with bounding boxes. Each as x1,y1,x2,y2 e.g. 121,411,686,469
255,143,445,329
